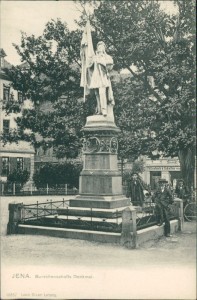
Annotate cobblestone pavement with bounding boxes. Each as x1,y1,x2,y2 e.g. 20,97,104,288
1,196,196,300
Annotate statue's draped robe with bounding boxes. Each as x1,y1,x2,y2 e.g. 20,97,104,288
88,54,114,105
80,21,114,107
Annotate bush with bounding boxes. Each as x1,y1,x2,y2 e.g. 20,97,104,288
33,160,83,188
7,169,30,186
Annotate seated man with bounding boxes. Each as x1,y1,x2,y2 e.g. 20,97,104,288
152,178,174,237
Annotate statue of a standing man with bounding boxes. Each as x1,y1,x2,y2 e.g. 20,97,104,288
80,21,115,119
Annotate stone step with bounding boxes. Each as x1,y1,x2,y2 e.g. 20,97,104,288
70,196,130,209
18,224,121,244
22,215,122,234
17,219,179,246
56,206,128,219
45,214,122,224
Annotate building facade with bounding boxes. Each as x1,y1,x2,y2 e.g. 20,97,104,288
141,156,181,189
0,49,34,187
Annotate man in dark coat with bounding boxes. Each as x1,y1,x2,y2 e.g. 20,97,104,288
127,173,147,206
175,179,189,208
152,178,174,237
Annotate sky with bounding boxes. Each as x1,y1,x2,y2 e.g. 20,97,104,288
1,1,81,65
1,0,178,66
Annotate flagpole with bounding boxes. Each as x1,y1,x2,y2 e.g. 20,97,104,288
83,14,90,102
80,13,94,102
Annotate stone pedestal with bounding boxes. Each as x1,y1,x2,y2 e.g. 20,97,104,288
70,115,130,211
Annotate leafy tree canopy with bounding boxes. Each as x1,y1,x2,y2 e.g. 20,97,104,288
1,1,196,189
2,19,95,158
89,0,196,188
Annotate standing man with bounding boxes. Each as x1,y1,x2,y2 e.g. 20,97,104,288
127,173,147,207
175,179,189,208
152,178,174,237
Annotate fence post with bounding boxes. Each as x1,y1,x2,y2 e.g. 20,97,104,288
91,207,92,228
7,203,24,234
30,183,33,195
173,198,184,231
120,206,137,249
65,184,67,195
37,201,38,219
13,183,16,196
46,184,49,195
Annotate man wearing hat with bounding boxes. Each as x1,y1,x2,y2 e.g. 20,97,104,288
152,178,174,237
127,173,147,206
175,179,189,208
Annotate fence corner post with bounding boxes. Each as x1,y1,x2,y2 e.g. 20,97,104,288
120,206,137,249
174,198,184,231
7,203,24,234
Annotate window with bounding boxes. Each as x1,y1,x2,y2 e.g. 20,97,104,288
10,92,14,101
18,91,23,103
0,57,4,68
1,157,10,176
3,85,10,101
3,120,10,135
17,158,24,170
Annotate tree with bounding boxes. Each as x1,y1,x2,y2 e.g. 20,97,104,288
33,159,82,188
2,2,195,190
89,0,196,190
7,169,30,188
2,19,92,158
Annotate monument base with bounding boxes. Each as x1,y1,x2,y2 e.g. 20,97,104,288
75,114,129,215
56,115,130,233
70,195,130,209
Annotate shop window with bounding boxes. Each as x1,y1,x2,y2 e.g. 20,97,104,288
3,120,10,135
1,157,10,176
17,158,24,170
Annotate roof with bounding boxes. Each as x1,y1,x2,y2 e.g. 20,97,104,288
18,61,29,69
0,48,7,57
0,58,12,80
3,59,12,69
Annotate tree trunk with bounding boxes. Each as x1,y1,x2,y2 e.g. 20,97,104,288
178,147,195,192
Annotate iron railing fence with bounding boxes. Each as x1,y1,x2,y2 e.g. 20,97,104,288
17,199,180,233
43,212,122,233
20,199,69,220
135,200,179,230
136,202,156,229
0,182,78,196
19,199,122,233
